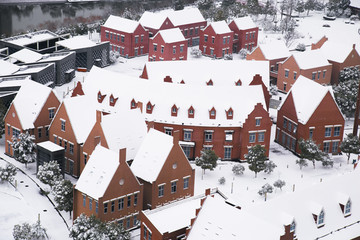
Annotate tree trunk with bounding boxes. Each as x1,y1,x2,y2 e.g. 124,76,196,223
313,160,316,169
255,172,257,178
347,154,350,164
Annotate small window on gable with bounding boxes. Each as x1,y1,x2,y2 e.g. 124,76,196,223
130,99,136,109
290,220,296,233
207,79,213,86
188,106,195,118
164,76,172,83
226,108,233,119
180,79,185,84
171,104,178,117
235,79,242,86
146,101,154,114
344,200,351,216
97,91,105,103
209,107,216,119
315,209,325,227
109,94,118,107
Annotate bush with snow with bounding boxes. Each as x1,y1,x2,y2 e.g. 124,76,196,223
52,179,73,217
239,48,248,59
13,220,47,240
264,160,277,174
298,139,327,169
190,48,202,58
37,161,63,186
224,54,233,60
12,132,36,168
273,179,286,191
232,164,245,175
246,145,267,178
321,157,334,168
296,158,308,170
270,84,278,96
218,176,226,185
258,183,273,200
109,51,120,64
195,149,218,174
295,43,306,51
0,164,17,183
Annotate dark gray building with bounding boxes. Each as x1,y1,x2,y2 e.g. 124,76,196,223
37,141,65,177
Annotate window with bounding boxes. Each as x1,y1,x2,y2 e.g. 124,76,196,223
325,127,331,137
345,200,351,215
171,181,177,193
95,201,98,213
285,69,289,78
332,141,339,153
323,142,330,153
135,48,138,56
312,72,316,80
256,118,261,126
59,138,62,146
246,33,248,40
126,217,130,228
228,109,233,117
323,70,326,79
283,83,287,91
204,35,208,42
111,201,115,212
190,28,193,36
249,132,256,143
134,193,138,206
180,45,183,53
7,125,10,135
104,203,108,214
149,231,152,240
294,72,297,80
173,46,176,54
105,32,109,39
133,215,138,226
117,35,120,41
252,32,255,39
83,195,86,207
309,128,314,139
183,177,189,189
121,35,124,42
334,126,341,136
64,141,67,152
211,110,215,116
212,37,215,44
318,71,321,80
49,108,55,119
12,128,20,139
182,146,191,158
204,131,213,142
144,227,147,239
153,44,157,51
184,131,191,141
84,154,87,165
184,29,188,36
147,103,152,110
38,128,42,138
293,125,297,134
288,121,292,132
110,33,112,40
318,210,325,226
195,28,199,35
222,49,225,57
69,143,74,155
118,198,124,210
61,119,65,132
223,37,226,44
45,126,49,137
258,132,265,142
290,221,296,233
224,147,232,159
135,36,138,43
158,185,164,197
283,118,287,128
54,135,57,144
210,48,214,56
141,35,144,42
225,132,233,141
127,196,131,207
165,128,172,136
227,36,230,44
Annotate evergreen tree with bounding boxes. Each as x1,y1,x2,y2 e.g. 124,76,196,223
37,161,63,187
0,99,7,139
246,145,267,178
195,149,218,174
52,179,73,218
247,0,261,15
321,157,334,168
0,164,17,183
340,133,360,163
12,131,36,168
273,179,286,191
264,160,277,174
174,0,185,10
304,0,316,15
232,164,245,175
295,0,305,15
339,66,360,83
296,158,308,169
218,176,226,185
222,0,236,8
333,79,358,118
13,220,47,240
298,139,327,169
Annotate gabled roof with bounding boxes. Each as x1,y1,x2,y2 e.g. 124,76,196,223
10,80,55,130
318,41,355,63
291,49,331,70
207,20,232,34
103,15,141,33
130,129,174,183
187,195,283,240
62,95,97,144
350,0,360,9
232,16,257,30
154,28,186,43
139,11,168,30
56,36,96,50
75,145,119,199
0,59,20,75
278,75,344,125
101,108,147,161
9,49,43,63
257,40,290,60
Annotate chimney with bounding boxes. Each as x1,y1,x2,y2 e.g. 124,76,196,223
173,130,180,144
96,110,102,123
119,148,126,164
137,101,143,113
353,44,356,49
147,121,155,131
205,188,211,196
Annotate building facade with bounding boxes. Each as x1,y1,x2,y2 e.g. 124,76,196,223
228,16,258,53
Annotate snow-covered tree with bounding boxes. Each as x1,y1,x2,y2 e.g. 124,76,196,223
340,133,360,164
13,220,47,240
295,0,305,15
246,145,267,178
295,43,306,51
224,54,233,60
333,79,358,117
321,157,334,168
264,160,277,174
174,0,185,10
258,183,273,200
232,164,245,175
105,221,130,240
218,176,226,185
298,139,327,169
239,48,248,59
37,161,63,186
273,179,286,191
327,0,351,16
270,84,278,96
0,164,17,183
339,66,360,83
109,51,120,64
12,131,36,168
222,0,236,7
305,0,316,15
262,0,276,20
0,99,7,139
52,179,73,218
296,158,308,169
190,48,202,58
195,149,218,174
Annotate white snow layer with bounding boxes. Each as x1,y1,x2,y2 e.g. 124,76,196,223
9,48,43,64
56,36,96,50
154,28,186,43
208,20,232,34
103,15,141,34
232,16,257,30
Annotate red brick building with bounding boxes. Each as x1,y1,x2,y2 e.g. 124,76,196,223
228,16,258,53
139,7,206,46
199,21,233,58
276,76,344,155
48,95,97,177
131,129,195,210
4,80,60,156
74,146,143,229
311,36,360,85
277,49,332,93
246,41,290,84
101,15,149,58
148,28,188,61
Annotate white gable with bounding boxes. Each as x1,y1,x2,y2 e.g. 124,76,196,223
56,36,96,50
155,28,185,43
233,16,257,30
166,7,205,26
103,15,140,33
75,145,119,199
208,21,232,34
258,40,290,60
139,11,167,30
130,129,173,183
9,49,43,63
292,49,331,69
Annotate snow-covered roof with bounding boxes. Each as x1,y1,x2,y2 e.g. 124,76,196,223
246,168,360,240
154,28,186,43
207,21,232,34
56,36,96,50
9,49,43,63
232,16,257,30
82,67,268,128
37,141,64,152
187,195,284,240
143,60,269,88
62,95,97,144
0,59,20,75
2,30,59,47
101,108,147,161
278,76,340,125
318,41,355,63
139,11,168,30
37,51,75,63
103,15,141,33
75,145,119,199
130,129,173,183
11,80,55,130
291,49,331,69
257,40,291,60
350,0,360,9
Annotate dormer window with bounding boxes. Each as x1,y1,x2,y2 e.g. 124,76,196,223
235,79,242,86
109,94,118,107
317,210,325,227
146,101,154,114
209,107,216,119
207,79,213,86
345,200,351,216
226,108,233,120
164,76,172,83
188,106,195,118
290,220,296,233
131,99,136,109
180,80,185,84
97,91,105,103
171,104,178,117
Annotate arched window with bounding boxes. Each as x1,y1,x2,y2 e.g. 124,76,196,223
345,200,351,215
318,210,325,226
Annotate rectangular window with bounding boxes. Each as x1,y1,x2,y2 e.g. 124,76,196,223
117,35,120,41
134,193,138,206
118,198,124,210
225,132,233,141
223,37,226,44
83,195,86,207
7,125,10,135
153,44,157,52
288,121,292,132
105,32,109,39
323,70,326,79
325,127,331,137
104,203,108,214
133,214,138,226
294,72,297,80
204,131,213,142
283,83,287,91
141,35,144,42
283,118,287,128
135,48,138,56
61,119,65,132
189,28,193,36
95,201,98,213
183,177,189,189
227,36,230,44
210,48,214,56
334,126,341,136
195,28,199,35
309,128,314,139
161,46,164,53
69,143,74,155
312,72,316,80
64,141,67,152
332,141,339,153
135,36,138,43
38,128,42,138
149,232,152,240
173,46,176,54
323,142,330,153
180,45,183,53
212,37,215,44
184,29,188,36
165,128,172,136
45,126,49,137
126,217,130,229
127,196,131,207
258,132,265,142
49,108,55,119
171,181,177,193
246,33,248,40
285,70,289,78
318,71,321,79
121,36,125,42
84,154,87,165
204,35,208,42
59,138,62,146
291,138,296,151
184,131,191,141
249,132,256,143
158,185,164,197
256,118,261,126
111,201,115,212
54,135,57,144
182,146,191,158
89,198,92,210
144,227,147,239
224,147,232,159
293,124,297,134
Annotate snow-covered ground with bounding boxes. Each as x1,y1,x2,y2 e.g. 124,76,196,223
1,9,360,240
